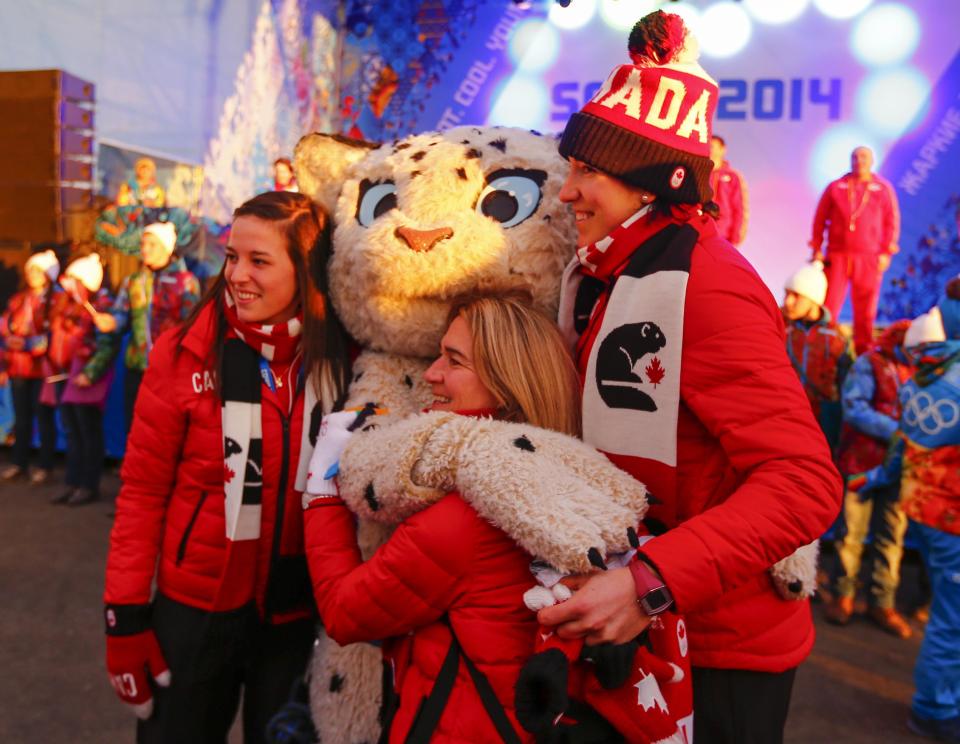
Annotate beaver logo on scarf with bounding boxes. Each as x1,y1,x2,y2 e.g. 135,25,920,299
596,322,667,411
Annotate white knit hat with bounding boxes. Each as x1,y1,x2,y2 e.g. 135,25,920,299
143,222,177,259
65,254,104,293
905,306,946,348
784,260,828,307
25,249,60,282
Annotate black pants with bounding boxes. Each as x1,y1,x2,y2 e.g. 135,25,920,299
9,377,55,471
692,666,797,744
137,594,315,744
59,403,103,492
123,368,144,440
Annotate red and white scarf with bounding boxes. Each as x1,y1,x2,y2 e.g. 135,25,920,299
222,291,333,542
559,206,702,525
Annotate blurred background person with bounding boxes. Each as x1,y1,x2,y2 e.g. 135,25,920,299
89,222,200,441
116,157,166,208
273,157,298,193
897,281,960,741
783,259,855,454
827,320,915,637
46,254,114,506
810,146,900,354
0,249,59,484
708,134,749,247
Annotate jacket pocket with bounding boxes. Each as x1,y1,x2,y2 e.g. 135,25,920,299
176,490,209,566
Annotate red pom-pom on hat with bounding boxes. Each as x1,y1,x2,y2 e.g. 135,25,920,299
628,10,689,65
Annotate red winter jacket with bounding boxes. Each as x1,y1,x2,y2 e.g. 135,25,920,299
104,303,313,621
0,288,50,378
811,173,899,256
577,217,842,673
709,160,749,246
305,493,537,743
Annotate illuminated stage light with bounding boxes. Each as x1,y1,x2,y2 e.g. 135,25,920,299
509,20,560,74
851,3,920,67
856,66,931,138
599,0,658,31
663,2,703,36
548,0,597,30
699,2,752,58
743,0,809,25
809,124,882,193
488,75,549,130
813,0,873,20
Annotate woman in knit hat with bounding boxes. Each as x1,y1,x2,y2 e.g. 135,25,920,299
535,11,842,743
46,253,115,506
0,249,60,484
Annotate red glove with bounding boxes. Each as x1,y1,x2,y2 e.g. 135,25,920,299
104,604,171,719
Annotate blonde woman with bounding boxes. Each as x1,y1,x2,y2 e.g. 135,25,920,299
304,294,690,743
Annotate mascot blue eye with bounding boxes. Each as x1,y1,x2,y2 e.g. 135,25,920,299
476,169,546,229
357,180,398,227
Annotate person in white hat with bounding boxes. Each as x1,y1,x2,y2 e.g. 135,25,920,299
47,253,115,506
88,221,201,438
782,259,855,453
0,249,61,483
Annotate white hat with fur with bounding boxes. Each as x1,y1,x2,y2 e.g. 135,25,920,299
25,249,60,282
65,254,104,293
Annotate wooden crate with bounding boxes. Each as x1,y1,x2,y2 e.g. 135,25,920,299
0,69,94,103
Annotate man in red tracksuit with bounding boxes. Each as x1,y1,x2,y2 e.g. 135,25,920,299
809,146,900,354
709,135,748,247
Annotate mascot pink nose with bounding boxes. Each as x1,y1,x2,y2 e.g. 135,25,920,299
395,226,454,253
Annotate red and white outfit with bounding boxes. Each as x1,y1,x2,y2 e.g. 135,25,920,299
810,173,900,353
709,160,748,246
560,206,841,674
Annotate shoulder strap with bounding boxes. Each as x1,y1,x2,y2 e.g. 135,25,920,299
404,634,461,744
404,622,522,744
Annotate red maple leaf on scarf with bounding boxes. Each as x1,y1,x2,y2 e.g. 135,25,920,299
645,357,666,387
224,463,236,484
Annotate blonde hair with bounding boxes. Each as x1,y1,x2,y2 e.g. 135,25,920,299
450,293,581,437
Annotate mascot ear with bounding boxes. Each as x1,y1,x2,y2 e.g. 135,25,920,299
294,133,379,215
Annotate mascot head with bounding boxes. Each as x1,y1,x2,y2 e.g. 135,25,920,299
295,127,576,358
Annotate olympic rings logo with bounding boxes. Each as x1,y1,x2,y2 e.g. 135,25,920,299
902,391,960,436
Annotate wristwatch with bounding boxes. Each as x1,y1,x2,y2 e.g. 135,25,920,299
629,558,674,616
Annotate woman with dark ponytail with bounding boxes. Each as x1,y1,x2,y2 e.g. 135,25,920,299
103,190,350,743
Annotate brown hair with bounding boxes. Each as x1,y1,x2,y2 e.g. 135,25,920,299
449,292,581,437
178,190,350,400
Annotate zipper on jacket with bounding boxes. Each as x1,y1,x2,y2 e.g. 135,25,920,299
176,490,209,566
264,414,291,620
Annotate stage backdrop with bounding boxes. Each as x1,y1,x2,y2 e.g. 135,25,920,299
2,0,959,318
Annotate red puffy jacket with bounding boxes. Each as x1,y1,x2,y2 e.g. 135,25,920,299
104,304,313,621
576,217,842,673
305,493,538,743
0,288,49,378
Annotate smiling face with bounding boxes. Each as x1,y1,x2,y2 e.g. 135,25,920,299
424,314,500,412
225,215,299,325
141,233,172,271
559,158,651,247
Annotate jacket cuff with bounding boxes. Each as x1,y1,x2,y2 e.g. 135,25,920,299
104,603,152,636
